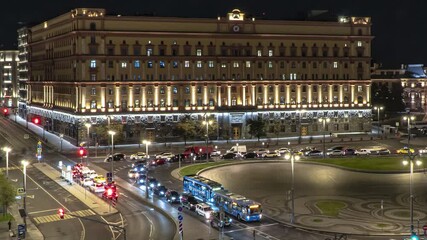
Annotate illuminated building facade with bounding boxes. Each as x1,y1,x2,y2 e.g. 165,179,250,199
0,51,19,108
26,8,373,144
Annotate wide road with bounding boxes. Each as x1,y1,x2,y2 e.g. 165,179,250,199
0,117,176,240
200,161,427,236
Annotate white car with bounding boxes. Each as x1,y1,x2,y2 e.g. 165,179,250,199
130,152,148,160
210,150,221,157
275,148,290,154
80,166,92,175
327,150,344,156
89,183,105,193
264,152,280,158
128,169,139,179
255,149,270,157
195,203,213,219
82,177,94,187
355,149,370,155
156,152,175,160
419,147,427,154
84,170,98,179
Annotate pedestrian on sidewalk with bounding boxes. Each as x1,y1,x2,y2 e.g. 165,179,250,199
8,219,11,231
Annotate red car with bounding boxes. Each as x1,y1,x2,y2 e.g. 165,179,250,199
150,158,166,166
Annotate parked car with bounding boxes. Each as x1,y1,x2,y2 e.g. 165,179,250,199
264,152,280,158
130,152,148,160
221,152,237,159
210,150,221,157
355,149,370,155
327,146,345,152
342,148,356,156
210,211,232,228
306,150,323,157
153,185,168,197
396,147,415,154
156,152,175,160
275,148,290,154
195,203,214,219
165,190,180,203
105,153,126,162
327,150,344,156
255,149,270,157
82,177,94,187
243,152,259,159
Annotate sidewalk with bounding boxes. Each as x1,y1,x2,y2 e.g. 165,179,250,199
0,202,44,240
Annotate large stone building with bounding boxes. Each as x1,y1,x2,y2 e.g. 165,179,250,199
25,8,373,145
0,50,19,108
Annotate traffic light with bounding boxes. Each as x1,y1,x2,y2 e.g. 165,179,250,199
32,117,41,125
78,147,87,157
107,188,113,197
58,208,65,219
2,108,9,116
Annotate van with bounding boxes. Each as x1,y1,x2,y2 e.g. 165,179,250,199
195,203,213,219
227,145,247,155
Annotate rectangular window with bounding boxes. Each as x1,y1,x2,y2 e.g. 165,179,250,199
196,49,202,56
221,63,227,68
91,88,96,95
121,62,127,68
357,86,363,92
185,61,190,68
147,48,153,56
90,60,96,68
208,61,214,68
197,61,202,68
90,74,96,81
257,50,262,57
268,49,273,57
333,62,338,68
147,61,153,68
357,41,362,47
268,61,273,68
134,60,140,68
108,61,114,68
233,62,239,68
245,61,251,68
160,61,165,68
90,101,97,109
173,61,178,68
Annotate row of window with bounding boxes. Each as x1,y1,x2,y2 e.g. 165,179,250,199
89,84,365,96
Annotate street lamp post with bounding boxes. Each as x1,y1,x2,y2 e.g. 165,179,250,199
143,140,151,199
21,160,29,232
59,134,64,152
374,106,384,137
318,117,330,158
403,115,415,145
2,147,11,179
402,154,422,235
85,123,91,157
108,131,116,181
284,151,300,224
203,116,213,163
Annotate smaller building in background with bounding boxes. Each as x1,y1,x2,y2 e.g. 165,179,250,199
371,63,427,112
0,50,19,108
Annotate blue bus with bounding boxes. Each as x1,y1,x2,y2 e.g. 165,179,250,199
183,175,224,203
213,190,262,222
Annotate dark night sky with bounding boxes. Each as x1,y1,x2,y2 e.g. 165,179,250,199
1,0,425,68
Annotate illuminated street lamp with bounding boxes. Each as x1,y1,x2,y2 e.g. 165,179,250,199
373,106,384,137
21,160,29,231
2,147,11,179
142,140,151,199
108,131,116,181
402,154,422,236
203,117,213,162
318,117,330,158
403,115,415,145
284,151,300,224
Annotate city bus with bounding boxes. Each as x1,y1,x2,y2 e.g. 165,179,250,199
213,190,262,222
183,175,224,203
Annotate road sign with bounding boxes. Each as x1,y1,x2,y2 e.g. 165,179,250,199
177,206,183,212
17,188,25,195
24,134,29,139
178,215,183,221
106,172,113,183
111,198,117,207
18,224,25,238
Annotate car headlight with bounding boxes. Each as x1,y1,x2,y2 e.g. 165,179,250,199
259,214,262,219
160,191,164,195
246,216,250,220
205,213,211,219
171,197,176,200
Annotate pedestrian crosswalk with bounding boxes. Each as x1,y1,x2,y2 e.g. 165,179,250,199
33,209,96,224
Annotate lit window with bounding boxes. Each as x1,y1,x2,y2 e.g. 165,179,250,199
208,61,214,68
196,49,202,56
173,87,178,94
121,62,127,68
357,41,362,47
233,62,239,68
147,61,153,68
91,88,96,95
268,61,273,68
185,61,190,68
357,86,363,92
90,100,97,109
160,61,165,68
268,49,273,57
90,74,96,81
90,60,96,68
147,48,153,56
257,50,262,57
197,61,202,68
221,63,227,68
333,62,338,68
173,61,178,68
245,61,251,68
134,60,140,68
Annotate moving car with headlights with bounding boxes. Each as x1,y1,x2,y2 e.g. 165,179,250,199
210,211,232,228
396,147,415,154
181,195,199,211
275,148,290,154
155,152,175,160
93,175,106,184
165,190,180,203
255,149,269,157
147,177,161,189
264,152,280,158
355,149,370,155
419,147,427,155
132,160,146,168
306,150,323,156
104,153,126,162
153,185,168,197
327,150,344,156
128,169,139,179
195,203,213,219
130,152,148,160
149,158,166,166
